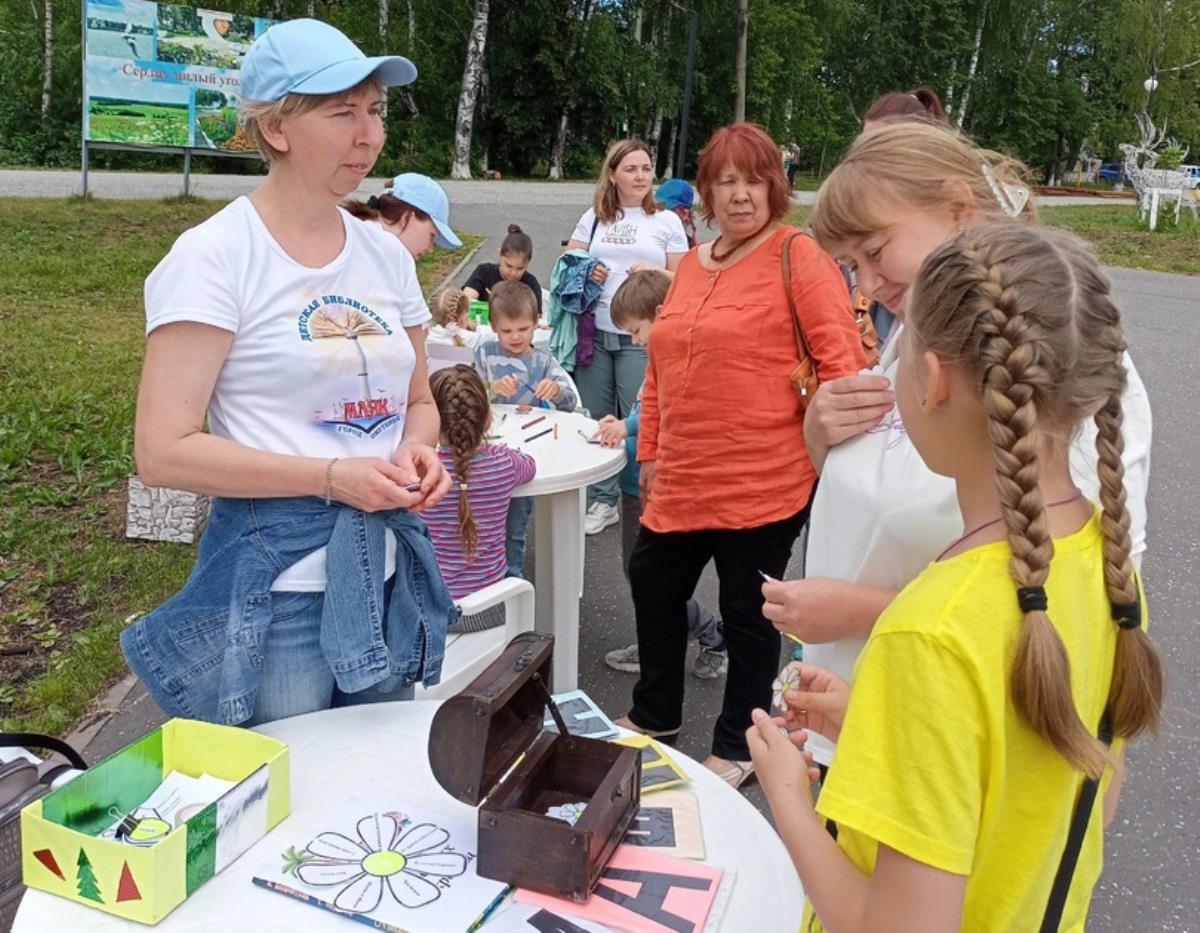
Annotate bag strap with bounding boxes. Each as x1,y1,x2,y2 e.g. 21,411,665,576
589,216,600,246
780,231,813,372
1039,712,1114,933
0,732,87,771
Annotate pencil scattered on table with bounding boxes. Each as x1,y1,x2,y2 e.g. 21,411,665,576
553,423,559,440
522,415,546,430
525,427,553,443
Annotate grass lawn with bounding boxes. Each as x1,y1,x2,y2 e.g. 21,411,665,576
787,203,1200,275
0,197,480,735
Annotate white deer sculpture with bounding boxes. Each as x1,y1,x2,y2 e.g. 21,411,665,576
1119,113,1197,228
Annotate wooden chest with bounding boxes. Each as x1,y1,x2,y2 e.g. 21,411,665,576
428,633,641,901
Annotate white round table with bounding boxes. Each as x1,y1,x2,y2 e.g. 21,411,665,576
491,404,623,690
15,703,803,931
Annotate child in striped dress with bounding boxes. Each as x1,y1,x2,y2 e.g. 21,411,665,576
424,364,536,631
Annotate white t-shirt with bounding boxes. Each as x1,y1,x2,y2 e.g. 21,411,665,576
803,325,1152,766
145,197,431,591
571,206,688,333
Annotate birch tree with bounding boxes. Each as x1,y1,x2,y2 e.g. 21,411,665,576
450,0,489,179
954,0,988,128
548,0,595,179
40,0,52,117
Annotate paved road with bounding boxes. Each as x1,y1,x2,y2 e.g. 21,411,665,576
0,167,1129,209
21,174,1193,931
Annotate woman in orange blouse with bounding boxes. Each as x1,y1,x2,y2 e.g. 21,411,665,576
615,123,867,786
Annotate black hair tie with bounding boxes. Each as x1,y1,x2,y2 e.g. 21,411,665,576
1111,600,1141,630
1017,586,1048,613
367,195,380,209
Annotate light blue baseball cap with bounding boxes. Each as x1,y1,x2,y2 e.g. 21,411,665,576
385,174,462,249
241,19,417,102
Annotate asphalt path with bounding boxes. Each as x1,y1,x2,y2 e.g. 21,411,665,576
9,172,1192,931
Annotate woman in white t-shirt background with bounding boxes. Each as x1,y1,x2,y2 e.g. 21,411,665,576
121,19,454,728
761,122,1152,769
564,139,689,534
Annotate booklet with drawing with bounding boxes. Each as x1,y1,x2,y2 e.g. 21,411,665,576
252,791,508,933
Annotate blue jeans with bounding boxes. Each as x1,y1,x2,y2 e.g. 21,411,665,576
505,497,534,578
245,583,415,726
574,330,647,507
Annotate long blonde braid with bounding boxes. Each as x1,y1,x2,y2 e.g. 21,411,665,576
908,222,1163,777
429,365,489,558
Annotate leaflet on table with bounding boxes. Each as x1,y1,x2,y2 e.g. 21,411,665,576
515,846,726,933
252,790,508,933
543,690,620,739
100,770,235,845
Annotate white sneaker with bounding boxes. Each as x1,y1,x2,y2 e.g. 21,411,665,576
605,643,641,672
585,502,619,535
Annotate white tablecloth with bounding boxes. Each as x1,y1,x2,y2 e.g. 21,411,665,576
16,702,804,931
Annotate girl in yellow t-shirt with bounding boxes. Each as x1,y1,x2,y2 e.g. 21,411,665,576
746,223,1164,933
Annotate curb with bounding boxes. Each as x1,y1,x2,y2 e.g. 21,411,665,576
436,241,485,293
63,615,143,755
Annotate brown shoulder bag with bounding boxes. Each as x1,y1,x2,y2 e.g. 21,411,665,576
781,231,880,413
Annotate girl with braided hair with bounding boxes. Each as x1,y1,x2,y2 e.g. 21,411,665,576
423,365,536,631
760,122,1153,780
748,222,1163,932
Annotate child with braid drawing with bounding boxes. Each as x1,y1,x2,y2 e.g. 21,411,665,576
423,365,536,631
748,224,1163,932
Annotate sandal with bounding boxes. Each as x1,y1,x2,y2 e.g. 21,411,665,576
614,715,681,745
704,756,757,790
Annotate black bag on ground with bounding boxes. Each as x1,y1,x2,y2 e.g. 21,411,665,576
0,733,87,931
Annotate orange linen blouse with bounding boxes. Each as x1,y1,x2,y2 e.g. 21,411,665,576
638,225,867,533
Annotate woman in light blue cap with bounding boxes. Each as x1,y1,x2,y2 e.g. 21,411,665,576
344,172,462,260
123,19,457,727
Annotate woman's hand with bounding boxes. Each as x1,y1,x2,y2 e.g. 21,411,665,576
329,458,429,513
777,662,851,742
596,415,628,447
762,577,858,643
590,263,609,285
533,378,561,402
639,460,657,506
392,442,451,513
746,709,820,807
804,373,894,450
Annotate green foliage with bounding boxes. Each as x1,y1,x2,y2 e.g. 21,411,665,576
1157,143,1185,170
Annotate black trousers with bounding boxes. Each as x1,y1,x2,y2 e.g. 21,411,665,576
627,507,807,760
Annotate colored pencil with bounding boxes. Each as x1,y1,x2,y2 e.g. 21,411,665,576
520,380,552,408
525,427,553,442
521,415,547,430
553,423,559,440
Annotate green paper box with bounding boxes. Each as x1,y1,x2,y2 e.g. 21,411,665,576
21,718,289,924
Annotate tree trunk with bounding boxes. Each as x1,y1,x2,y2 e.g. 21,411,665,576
734,0,748,121
269,0,283,20
955,0,988,129
41,0,53,117
663,119,678,179
548,0,595,179
306,0,314,16
407,0,416,51
549,110,570,180
945,57,958,113
480,62,490,174
451,0,489,179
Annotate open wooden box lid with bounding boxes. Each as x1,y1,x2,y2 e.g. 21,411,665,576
429,632,570,805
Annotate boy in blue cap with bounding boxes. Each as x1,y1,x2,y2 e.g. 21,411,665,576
654,178,697,248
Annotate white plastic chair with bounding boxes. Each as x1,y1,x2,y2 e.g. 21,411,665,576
415,577,535,700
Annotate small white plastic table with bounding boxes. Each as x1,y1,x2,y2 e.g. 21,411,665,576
15,702,804,931
491,404,624,690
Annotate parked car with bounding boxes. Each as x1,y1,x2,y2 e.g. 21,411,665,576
1098,162,1124,184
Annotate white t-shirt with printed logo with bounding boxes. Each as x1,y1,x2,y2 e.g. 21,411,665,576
145,197,431,591
571,206,688,333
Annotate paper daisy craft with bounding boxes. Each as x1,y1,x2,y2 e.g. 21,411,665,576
283,812,468,913
772,665,801,711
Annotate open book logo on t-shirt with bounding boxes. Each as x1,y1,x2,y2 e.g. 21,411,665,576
602,221,639,246
299,296,405,439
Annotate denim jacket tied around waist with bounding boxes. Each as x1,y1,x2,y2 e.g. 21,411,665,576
120,496,453,726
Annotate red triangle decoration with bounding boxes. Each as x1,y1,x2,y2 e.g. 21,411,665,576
33,848,65,881
116,861,142,903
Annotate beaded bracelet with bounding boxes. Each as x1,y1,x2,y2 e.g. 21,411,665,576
324,457,339,506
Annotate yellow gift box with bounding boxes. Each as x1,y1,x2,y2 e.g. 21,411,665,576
21,718,289,925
